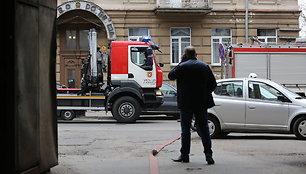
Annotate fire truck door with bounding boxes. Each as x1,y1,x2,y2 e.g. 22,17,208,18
128,45,156,88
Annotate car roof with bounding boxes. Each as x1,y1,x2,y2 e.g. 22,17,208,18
216,78,273,83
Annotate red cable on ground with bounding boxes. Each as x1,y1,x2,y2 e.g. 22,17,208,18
148,152,159,174
154,135,181,155
149,135,181,174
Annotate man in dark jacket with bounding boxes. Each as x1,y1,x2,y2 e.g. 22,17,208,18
168,46,217,165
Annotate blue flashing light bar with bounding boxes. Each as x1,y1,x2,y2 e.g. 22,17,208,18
140,36,151,42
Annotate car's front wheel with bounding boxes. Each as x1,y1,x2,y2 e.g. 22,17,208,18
195,116,222,139
293,116,306,140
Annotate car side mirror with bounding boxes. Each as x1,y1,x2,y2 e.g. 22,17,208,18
296,92,305,97
277,95,290,102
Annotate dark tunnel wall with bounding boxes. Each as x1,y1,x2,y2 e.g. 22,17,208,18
5,0,58,173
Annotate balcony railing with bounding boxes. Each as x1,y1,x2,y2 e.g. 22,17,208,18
156,0,211,13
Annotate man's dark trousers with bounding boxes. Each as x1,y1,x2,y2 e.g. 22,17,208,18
180,109,213,158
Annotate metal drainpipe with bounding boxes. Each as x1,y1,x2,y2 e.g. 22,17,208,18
245,0,249,43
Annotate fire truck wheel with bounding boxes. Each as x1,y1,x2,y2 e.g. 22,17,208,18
112,96,141,123
61,110,75,120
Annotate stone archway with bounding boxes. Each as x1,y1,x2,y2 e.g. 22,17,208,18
57,1,116,40
56,1,116,88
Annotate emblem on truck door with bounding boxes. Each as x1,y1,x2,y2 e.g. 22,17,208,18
147,72,152,78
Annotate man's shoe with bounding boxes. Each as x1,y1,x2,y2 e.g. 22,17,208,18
206,156,215,165
171,155,189,163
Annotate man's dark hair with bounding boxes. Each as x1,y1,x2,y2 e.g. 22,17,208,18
181,46,197,62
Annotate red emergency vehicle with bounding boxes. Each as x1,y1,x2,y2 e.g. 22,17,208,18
229,44,306,96
57,29,163,122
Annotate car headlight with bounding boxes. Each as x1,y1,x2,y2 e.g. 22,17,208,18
155,90,163,96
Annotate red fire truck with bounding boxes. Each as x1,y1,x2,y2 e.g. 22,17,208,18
228,43,306,96
57,29,163,122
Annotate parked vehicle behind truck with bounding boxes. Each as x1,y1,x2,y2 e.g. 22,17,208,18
57,29,163,122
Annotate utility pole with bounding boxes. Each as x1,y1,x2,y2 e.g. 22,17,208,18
245,0,249,43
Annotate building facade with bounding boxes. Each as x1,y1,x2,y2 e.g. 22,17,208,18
56,0,301,88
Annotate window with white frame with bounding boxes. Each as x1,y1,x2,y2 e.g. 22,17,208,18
257,29,277,44
128,28,149,41
171,28,191,65
211,28,232,66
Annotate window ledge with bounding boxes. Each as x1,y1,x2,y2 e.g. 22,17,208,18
211,63,221,67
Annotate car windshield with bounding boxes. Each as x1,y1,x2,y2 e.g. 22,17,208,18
161,83,176,95
269,81,302,99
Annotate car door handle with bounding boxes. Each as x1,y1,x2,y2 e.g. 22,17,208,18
248,106,256,109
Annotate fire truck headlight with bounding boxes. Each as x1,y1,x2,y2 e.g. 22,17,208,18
155,90,163,96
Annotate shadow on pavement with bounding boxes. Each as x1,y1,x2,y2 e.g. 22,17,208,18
221,133,297,140
139,115,178,120
57,115,179,124
57,120,118,124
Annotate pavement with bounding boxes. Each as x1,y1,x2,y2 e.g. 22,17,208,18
51,111,306,174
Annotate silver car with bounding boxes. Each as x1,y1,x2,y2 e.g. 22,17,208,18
207,78,306,140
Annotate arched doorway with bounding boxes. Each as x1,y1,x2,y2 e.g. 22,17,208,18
56,1,116,88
